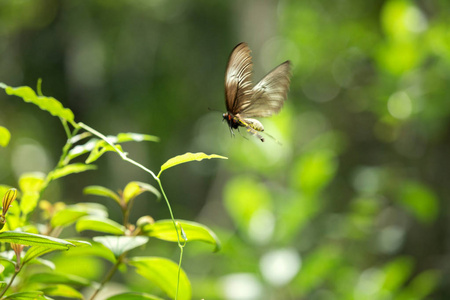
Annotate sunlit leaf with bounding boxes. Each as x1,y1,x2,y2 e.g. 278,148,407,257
85,141,124,164
23,246,62,264
123,181,160,203
51,203,108,228
159,152,227,176
0,231,73,249
18,173,45,193
49,163,97,180
27,272,91,286
30,258,55,270
83,185,121,205
129,257,191,300
59,240,116,263
2,291,50,300
76,217,125,235
51,208,89,228
18,173,45,216
66,138,99,162
115,133,160,143
42,284,83,299
0,126,11,147
143,219,221,252
0,83,75,126
93,236,148,257
106,292,164,300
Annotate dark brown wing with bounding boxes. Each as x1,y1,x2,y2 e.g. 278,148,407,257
238,61,291,118
224,43,254,114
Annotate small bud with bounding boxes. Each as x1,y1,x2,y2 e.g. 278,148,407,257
2,188,17,218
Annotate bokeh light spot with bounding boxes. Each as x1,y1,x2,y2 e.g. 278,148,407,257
387,91,412,119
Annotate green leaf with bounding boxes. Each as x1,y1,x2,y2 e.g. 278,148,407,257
30,258,56,270
159,152,227,177
0,83,75,126
398,181,438,223
51,208,89,228
18,173,45,215
0,126,11,147
107,292,164,300
66,138,99,162
2,291,51,300
18,172,45,193
27,272,91,286
23,246,62,264
83,185,121,205
0,231,73,249
123,181,161,203
93,236,148,257
42,284,83,299
59,240,116,263
76,217,125,235
143,219,221,252
129,257,191,300
49,163,97,180
115,133,160,143
51,203,108,228
85,141,124,164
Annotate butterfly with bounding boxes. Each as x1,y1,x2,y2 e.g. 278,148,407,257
223,42,291,142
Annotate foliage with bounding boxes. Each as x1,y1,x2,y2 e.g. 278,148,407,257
0,83,224,299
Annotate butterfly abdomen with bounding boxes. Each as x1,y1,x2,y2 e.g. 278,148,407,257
243,118,264,132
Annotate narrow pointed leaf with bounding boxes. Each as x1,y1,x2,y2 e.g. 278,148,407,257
93,236,148,257
2,291,51,300
85,142,124,164
49,163,97,180
0,126,11,147
51,208,89,228
60,240,116,263
0,83,75,125
0,231,74,249
115,133,160,143
107,292,164,300
129,257,191,300
83,185,121,205
143,219,221,252
23,246,60,264
28,272,91,286
42,284,83,299
159,152,227,176
76,217,125,235
123,181,160,203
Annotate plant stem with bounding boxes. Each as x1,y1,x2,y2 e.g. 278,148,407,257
89,256,122,300
78,122,158,180
79,122,184,300
0,267,20,298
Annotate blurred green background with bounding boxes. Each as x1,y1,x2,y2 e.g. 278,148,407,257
1,0,449,299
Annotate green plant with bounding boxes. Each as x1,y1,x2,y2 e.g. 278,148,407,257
0,81,225,300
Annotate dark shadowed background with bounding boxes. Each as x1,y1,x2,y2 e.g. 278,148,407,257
1,0,450,299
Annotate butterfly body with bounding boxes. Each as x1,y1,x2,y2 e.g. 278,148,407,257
223,42,291,142
223,112,265,141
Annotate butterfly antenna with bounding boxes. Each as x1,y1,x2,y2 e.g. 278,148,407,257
208,107,222,113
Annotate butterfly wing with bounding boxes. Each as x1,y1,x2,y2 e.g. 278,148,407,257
224,43,254,114
238,61,291,118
